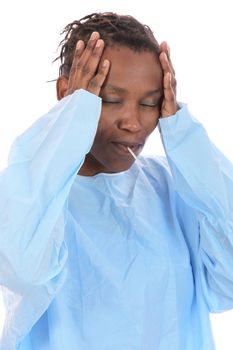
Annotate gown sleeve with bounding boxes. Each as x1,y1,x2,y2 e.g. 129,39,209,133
158,105,233,313
0,89,101,348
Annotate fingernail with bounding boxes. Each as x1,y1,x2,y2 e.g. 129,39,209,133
76,40,82,49
102,59,109,68
90,32,99,40
96,39,102,48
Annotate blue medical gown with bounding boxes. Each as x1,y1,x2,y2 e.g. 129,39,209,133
0,89,233,350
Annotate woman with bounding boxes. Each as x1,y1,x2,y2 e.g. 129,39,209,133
0,12,233,350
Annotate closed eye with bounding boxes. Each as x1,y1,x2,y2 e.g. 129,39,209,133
140,103,157,107
102,101,157,106
102,100,121,104
141,95,163,108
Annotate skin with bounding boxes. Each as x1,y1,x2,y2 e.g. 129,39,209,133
57,32,178,176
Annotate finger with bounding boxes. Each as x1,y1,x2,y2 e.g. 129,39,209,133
160,41,170,57
71,32,102,89
159,52,173,75
165,44,176,76
161,72,177,117
78,31,100,68
167,56,175,76
80,39,105,81
160,41,175,76
68,40,85,89
160,52,177,95
74,38,106,93
87,59,111,95
164,72,174,100
67,32,101,93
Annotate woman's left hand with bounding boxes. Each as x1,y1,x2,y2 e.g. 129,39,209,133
159,41,179,118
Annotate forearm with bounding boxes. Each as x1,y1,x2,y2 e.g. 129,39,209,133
0,89,101,291
159,104,232,220
159,105,233,311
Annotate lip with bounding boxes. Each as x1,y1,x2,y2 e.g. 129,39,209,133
111,141,142,156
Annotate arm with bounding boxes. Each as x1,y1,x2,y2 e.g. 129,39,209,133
0,89,101,292
0,90,102,349
0,31,109,294
159,106,233,312
158,42,233,311
0,32,111,348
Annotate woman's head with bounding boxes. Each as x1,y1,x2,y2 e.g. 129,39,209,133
56,12,160,78
56,13,164,176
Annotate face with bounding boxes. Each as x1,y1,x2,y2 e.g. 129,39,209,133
79,46,163,176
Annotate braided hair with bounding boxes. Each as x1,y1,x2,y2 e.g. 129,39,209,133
55,12,160,77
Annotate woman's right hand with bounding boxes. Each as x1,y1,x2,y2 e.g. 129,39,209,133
65,31,110,97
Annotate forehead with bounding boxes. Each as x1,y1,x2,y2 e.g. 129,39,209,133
100,46,163,92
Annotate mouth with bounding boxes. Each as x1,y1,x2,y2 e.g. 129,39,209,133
111,141,143,156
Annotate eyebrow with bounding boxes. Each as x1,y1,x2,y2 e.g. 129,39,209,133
102,84,162,97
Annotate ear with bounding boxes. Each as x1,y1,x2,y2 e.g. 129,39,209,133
56,76,69,100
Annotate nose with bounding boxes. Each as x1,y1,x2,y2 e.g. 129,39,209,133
117,103,142,133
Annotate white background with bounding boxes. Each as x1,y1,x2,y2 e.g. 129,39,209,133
0,0,233,348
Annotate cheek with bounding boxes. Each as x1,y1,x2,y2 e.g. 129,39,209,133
91,114,112,151
97,108,115,129
141,109,160,132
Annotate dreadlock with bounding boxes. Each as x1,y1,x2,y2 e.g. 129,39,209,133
55,12,160,77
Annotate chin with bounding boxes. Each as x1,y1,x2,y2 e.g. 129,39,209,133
106,159,135,173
